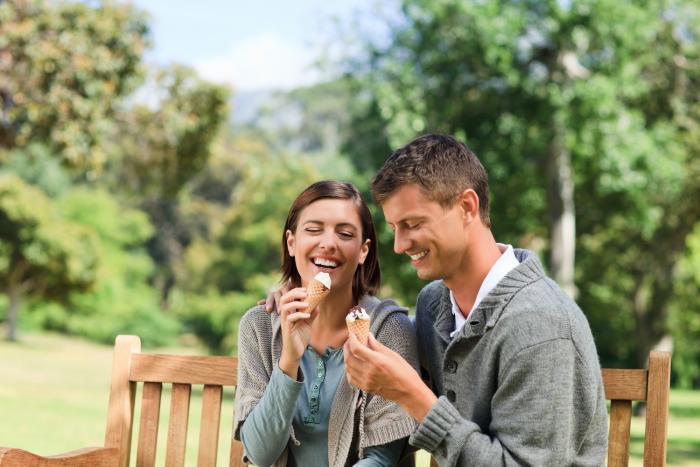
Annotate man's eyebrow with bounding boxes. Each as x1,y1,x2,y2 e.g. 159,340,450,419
393,216,425,225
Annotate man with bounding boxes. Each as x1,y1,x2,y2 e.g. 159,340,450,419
343,134,608,466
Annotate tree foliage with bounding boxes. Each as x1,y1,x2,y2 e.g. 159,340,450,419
110,65,230,308
0,173,99,340
0,0,148,171
340,0,700,370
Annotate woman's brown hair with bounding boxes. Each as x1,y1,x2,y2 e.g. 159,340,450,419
280,180,380,303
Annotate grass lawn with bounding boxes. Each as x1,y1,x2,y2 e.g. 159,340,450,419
1,331,699,466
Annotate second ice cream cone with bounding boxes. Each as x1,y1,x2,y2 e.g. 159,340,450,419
347,319,370,345
346,306,371,345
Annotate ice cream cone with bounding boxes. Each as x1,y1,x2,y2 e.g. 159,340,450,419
346,306,371,345
347,319,370,345
306,273,330,311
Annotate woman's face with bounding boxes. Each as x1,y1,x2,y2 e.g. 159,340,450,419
286,198,369,293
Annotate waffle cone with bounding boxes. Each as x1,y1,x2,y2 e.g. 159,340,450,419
306,278,330,311
347,319,370,345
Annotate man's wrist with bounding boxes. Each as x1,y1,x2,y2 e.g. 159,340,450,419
397,374,438,423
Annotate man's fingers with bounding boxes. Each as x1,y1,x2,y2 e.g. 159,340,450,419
347,332,379,362
367,333,388,352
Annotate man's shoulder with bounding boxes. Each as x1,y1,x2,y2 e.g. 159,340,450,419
417,280,446,304
495,277,596,353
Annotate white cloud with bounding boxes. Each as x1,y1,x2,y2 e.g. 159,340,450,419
194,33,321,92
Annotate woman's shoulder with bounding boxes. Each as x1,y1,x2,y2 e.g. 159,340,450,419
239,304,276,334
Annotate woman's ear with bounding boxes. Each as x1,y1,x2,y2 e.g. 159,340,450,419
358,239,370,265
286,230,295,257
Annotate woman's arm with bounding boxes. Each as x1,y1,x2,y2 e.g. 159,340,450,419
239,366,302,466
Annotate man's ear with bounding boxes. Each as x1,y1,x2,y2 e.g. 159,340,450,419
358,239,370,265
286,230,295,256
459,189,480,225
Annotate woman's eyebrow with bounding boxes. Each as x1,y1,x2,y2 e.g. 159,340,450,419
302,220,358,230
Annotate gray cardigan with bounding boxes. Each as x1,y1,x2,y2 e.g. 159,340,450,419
410,249,608,466
234,295,419,467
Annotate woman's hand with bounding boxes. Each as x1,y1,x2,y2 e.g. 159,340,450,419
278,287,316,378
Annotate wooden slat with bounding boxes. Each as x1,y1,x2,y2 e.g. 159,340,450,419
643,351,671,467
198,385,223,467
607,400,632,467
0,447,118,467
229,439,245,467
602,369,647,401
104,335,141,467
130,354,237,385
165,383,191,467
136,382,162,467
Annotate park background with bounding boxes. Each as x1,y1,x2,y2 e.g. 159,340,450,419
1,0,699,465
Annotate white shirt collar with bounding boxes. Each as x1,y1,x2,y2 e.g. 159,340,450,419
449,244,519,337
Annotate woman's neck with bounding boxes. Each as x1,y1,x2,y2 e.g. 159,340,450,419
309,287,354,352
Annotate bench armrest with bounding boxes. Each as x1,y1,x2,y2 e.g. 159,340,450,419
0,446,118,467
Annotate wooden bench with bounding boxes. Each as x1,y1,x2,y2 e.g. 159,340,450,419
603,351,671,467
0,336,671,467
0,335,244,467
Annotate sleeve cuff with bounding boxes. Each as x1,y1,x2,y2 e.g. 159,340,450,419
409,396,460,451
271,364,304,393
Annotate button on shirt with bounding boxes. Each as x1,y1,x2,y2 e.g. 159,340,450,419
450,244,519,338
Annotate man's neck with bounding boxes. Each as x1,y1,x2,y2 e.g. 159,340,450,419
444,229,502,318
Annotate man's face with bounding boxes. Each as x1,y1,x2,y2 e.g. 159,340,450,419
381,184,469,281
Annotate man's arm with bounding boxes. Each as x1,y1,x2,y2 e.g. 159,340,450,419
344,332,437,422
410,339,592,467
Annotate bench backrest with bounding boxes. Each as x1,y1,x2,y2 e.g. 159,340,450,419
603,350,671,467
104,335,244,467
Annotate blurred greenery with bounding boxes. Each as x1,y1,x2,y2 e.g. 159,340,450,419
0,0,698,393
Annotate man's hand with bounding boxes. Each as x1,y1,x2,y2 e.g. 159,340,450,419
256,280,292,312
344,332,437,422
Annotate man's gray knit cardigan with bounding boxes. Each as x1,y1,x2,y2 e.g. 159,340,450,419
409,249,608,466
234,295,418,467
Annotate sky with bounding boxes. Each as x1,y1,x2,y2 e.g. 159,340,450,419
129,0,388,92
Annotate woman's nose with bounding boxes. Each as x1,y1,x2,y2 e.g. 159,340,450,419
318,231,337,250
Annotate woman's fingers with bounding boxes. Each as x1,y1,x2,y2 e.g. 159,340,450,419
287,311,311,323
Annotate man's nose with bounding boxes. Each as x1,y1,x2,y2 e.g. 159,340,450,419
393,230,410,254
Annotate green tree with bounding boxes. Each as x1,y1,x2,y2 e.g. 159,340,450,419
0,173,98,340
110,65,230,308
0,0,148,171
341,0,700,369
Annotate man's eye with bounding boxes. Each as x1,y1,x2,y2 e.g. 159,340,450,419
406,222,421,230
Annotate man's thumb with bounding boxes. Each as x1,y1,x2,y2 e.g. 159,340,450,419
367,333,387,352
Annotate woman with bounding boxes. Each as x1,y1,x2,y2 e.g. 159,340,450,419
233,180,418,467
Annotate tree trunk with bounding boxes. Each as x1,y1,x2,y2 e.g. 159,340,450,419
547,112,577,298
6,284,21,341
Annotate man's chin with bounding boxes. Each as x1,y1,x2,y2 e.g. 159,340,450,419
415,266,439,281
